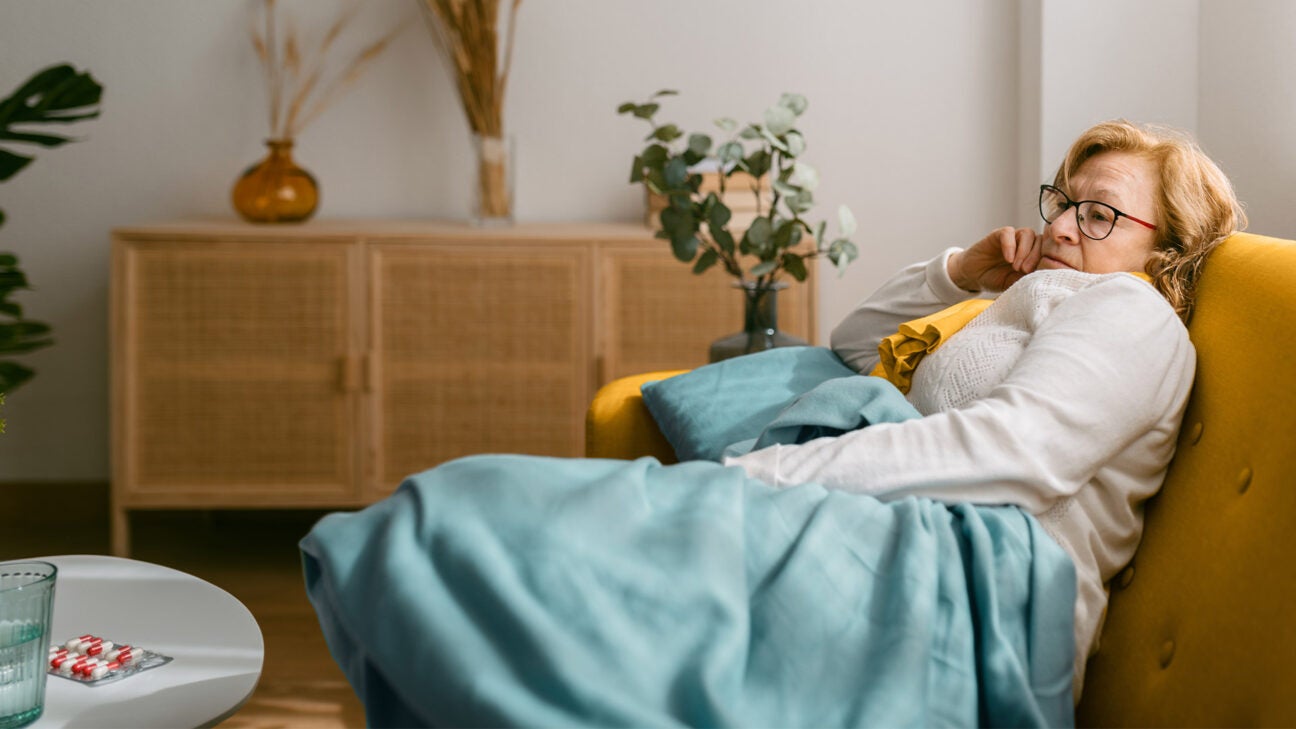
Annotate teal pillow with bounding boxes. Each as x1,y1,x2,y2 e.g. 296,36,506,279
640,346,859,462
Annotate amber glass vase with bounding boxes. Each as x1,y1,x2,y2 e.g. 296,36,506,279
231,139,319,223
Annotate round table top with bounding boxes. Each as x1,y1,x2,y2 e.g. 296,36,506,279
29,555,264,729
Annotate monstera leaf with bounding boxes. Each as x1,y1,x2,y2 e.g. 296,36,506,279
0,64,103,394
0,64,102,182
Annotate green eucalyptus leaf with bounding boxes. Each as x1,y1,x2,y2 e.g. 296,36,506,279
645,168,667,195
764,105,795,136
745,217,773,249
712,227,735,255
784,131,805,157
617,102,637,114
0,253,16,267
815,220,827,245
773,219,799,249
633,103,659,120
778,93,809,115
670,233,700,263
788,189,814,214
689,134,715,160
699,191,717,217
838,204,857,236
741,215,767,255
792,161,819,191
650,123,683,143
717,141,744,166
758,126,789,152
782,252,808,281
708,199,732,232
693,248,718,274
772,179,799,198
629,155,644,183
714,117,738,133
739,125,762,140
829,239,859,274
653,89,679,98
751,259,777,277
661,205,695,236
642,144,668,168
744,149,771,179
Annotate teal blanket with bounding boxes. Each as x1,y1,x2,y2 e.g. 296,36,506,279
301,376,1076,727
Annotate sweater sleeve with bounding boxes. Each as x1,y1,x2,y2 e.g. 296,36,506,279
830,248,981,373
727,275,1195,513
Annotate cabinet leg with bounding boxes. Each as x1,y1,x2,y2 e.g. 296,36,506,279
111,505,131,557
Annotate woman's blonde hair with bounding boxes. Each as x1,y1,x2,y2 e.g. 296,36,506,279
1054,119,1246,322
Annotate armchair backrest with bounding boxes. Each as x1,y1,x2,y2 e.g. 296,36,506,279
1077,233,1296,726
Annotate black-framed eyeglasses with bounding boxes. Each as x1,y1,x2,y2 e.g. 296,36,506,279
1039,184,1157,241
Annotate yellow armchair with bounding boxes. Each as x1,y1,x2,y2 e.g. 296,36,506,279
585,232,1296,726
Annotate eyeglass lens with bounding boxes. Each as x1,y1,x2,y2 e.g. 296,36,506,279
1039,186,1118,240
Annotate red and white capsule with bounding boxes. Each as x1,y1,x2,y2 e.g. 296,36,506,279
64,634,96,652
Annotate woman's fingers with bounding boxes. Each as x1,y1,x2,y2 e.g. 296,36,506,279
1012,228,1040,272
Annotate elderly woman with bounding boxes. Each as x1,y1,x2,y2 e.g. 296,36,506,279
302,120,1244,727
725,119,1245,695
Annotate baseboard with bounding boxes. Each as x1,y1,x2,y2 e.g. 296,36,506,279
0,481,109,528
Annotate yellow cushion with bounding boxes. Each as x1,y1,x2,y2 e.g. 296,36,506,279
584,370,687,463
1077,232,1296,726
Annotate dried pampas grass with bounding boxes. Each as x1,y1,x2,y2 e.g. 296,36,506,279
249,0,405,139
418,0,523,218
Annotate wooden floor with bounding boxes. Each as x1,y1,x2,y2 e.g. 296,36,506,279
1,483,367,728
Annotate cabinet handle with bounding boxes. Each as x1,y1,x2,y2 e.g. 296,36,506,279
363,353,377,393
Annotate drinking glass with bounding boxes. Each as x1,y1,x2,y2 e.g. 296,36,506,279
0,561,57,728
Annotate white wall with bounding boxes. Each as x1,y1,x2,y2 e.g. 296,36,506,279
1198,0,1296,238
1,1,1287,482
0,0,1021,479
1018,0,1200,225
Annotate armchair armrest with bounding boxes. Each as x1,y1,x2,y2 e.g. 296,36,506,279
584,370,686,463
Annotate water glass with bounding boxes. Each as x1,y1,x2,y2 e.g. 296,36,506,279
0,562,57,729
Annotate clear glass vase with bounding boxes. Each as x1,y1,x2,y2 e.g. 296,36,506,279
473,133,514,227
231,139,319,224
708,281,808,363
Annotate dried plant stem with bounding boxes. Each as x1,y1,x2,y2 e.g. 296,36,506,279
292,28,402,136
248,0,405,140
419,0,523,218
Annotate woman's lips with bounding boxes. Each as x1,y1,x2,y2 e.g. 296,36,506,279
1039,255,1075,270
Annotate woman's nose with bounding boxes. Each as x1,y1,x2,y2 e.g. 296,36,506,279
1051,207,1083,244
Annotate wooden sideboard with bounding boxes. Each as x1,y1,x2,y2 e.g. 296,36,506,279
110,220,817,554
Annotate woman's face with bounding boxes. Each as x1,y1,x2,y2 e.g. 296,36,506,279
1037,150,1160,274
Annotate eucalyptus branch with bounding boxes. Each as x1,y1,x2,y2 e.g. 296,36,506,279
618,91,858,287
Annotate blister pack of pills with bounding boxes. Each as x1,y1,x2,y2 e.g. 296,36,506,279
48,634,173,686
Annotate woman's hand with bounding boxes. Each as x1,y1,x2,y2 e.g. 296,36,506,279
947,226,1042,292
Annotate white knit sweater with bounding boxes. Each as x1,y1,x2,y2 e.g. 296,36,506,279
724,248,1195,697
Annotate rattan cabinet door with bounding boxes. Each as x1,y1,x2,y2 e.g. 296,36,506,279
598,246,817,383
366,242,593,496
116,239,359,505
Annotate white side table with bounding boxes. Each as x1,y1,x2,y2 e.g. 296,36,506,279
29,555,264,728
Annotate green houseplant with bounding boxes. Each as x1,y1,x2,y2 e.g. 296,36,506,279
618,90,858,360
0,64,103,398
